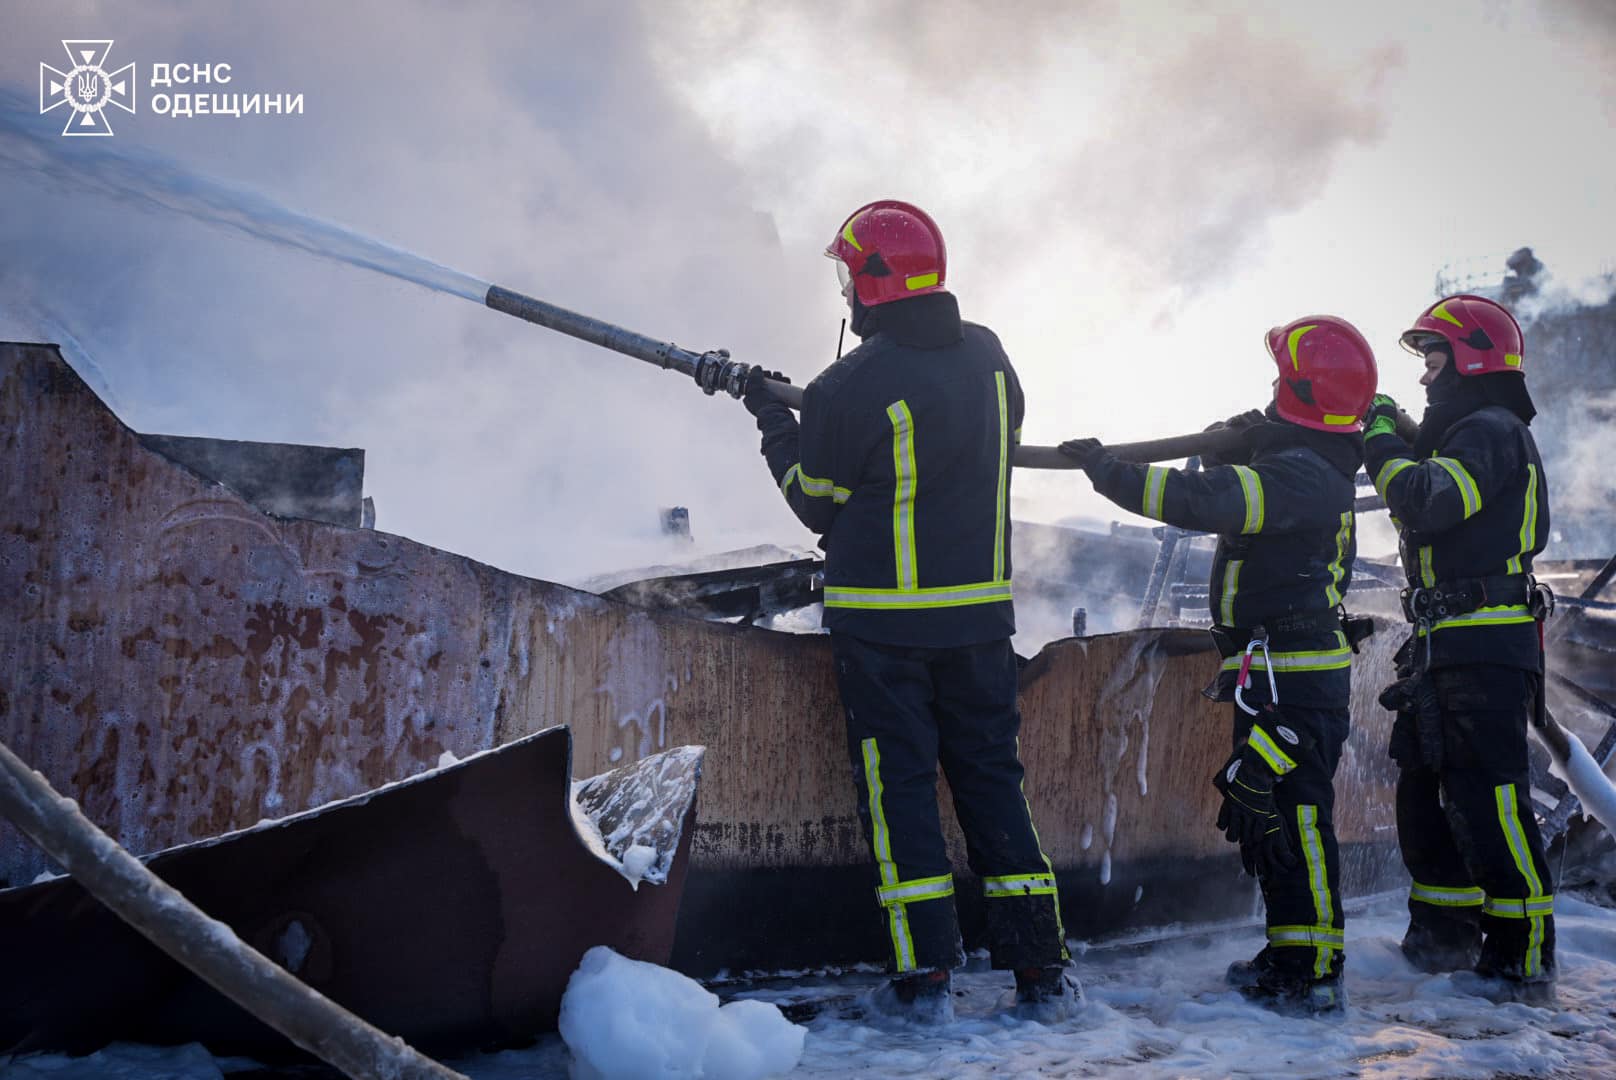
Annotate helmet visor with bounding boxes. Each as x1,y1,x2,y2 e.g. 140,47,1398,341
833,257,853,295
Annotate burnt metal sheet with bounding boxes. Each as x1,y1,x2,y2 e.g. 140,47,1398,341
0,726,700,1058
1,342,1410,975
137,433,366,529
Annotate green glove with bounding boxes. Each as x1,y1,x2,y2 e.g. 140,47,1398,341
1363,393,1400,440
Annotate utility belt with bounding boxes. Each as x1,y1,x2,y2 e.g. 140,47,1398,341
1399,574,1547,624
1209,606,1375,661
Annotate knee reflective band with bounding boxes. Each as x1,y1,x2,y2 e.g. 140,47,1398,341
1410,881,1485,908
877,874,956,906
1266,925,1345,950
1495,783,1550,978
1297,806,1337,978
982,873,1058,898
1482,894,1555,918
861,737,917,972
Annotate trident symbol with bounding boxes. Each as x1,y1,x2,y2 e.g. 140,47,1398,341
76,73,99,103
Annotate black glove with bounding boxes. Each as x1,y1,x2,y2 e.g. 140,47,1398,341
742,368,790,418
1200,409,1264,468
1057,438,1106,471
1212,710,1306,878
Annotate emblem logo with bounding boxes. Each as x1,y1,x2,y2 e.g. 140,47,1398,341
40,40,136,136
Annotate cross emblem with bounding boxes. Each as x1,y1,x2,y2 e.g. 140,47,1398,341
40,40,136,136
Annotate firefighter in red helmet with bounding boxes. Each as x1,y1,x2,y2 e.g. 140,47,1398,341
739,200,1075,1020
1061,316,1378,1014
1363,294,1556,1003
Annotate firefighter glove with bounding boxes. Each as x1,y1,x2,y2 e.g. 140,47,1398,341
1363,393,1400,441
742,368,791,418
1212,712,1307,877
1057,437,1107,471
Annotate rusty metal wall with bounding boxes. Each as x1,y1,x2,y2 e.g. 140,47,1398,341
0,343,1401,902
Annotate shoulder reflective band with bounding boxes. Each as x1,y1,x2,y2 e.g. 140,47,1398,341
1430,456,1483,518
1506,464,1540,574
1232,465,1265,534
824,580,1013,610
982,873,1058,897
1143,465,1169,520
887,401,918,590
1246,723,1298,775
1417,604,1534,635
1410,881,1484,908
1266,924,1345,950
1324,512,1352,607
1495,782,1548,978
1375,457,1416,497
993,372,1009,582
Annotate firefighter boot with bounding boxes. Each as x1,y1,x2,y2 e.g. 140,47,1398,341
1010,963,1084,1023
866,968,954,1023
1400,911,1481,974
1225,947,1277,989
1235,949,1345,1016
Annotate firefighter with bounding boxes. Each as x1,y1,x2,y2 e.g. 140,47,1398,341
1363,294,1555,1003
1059,317,1378,1014
739,200,1074,1020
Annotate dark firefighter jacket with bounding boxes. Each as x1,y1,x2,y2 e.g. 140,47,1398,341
1084,421,1361,708
752,292,1024,648
1364,404,1550,671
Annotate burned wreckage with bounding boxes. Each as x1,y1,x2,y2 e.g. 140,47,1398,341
2,254,1613,1058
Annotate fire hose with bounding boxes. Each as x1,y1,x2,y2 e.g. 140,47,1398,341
484,284,1419,466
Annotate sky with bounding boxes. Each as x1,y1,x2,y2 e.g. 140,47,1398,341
2,0,1613,585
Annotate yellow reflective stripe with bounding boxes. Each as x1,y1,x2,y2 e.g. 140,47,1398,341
1507,464,1539,574
1286,324,1317,370
1504,353,1523,368
1375,457,1416,497
780,463,801,498
1419,545,1435,588
862,738,915,970
1430,456,1482,518
1324,512,1352,607
1482,894,1554,919
877,874,956,906
1219,636,1352,674
993,372,1009,582
1232,465,1264,534
1297,806,1335,978
905,272,939,290
1410,881,1484,908
1321,413,1357,426
1013,425,1022,445
1495,783,1546,977
842,219,863,253
1016,735,1068,958
1247,725,1298,775
887,400,918,590
1219,559,1242,626
983,873,1059,897
824,581,1013,610
1417,604,1535,635
1266,924,1344,949
1431,300,1463,327
1142,465,1169,519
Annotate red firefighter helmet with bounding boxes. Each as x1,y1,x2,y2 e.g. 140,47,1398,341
824,200,948,307
1399,294,1525,376
1263,315,1379,433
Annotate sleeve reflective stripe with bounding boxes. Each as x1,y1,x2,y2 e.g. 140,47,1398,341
824,580,1013,610
1265,925,1345,950
1481,894,1555,918
1417,604,1535,635
1495,783,1548,978
887,401,919,590
862,737,916,971
1430,456,1483,518
1296,805,1336,978
1324,512,1352,607
1246,724,1298,775
780,463,801,497
1506,464,1540,574
982,873,1058,897
877,874,956,906
1410,881,1485,908
1142,465,1169,519
792,466,850,502
1218,559,1242,627
993,372,1009,582
1232,465,1265,534
1219,636,1352,674
1375,457,1416,497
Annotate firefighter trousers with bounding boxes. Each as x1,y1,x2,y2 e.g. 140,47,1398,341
1391,665,1555,981
1235,704,1349,980
830,632,1068,973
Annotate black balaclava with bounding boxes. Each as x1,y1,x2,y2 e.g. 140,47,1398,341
849,294,877,338
1248,403,1364,479
1414,347,1537,458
